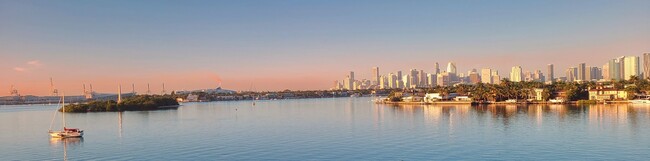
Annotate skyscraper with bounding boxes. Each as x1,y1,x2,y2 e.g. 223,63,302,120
419,70,427,87
347,71,355,90
372,67,379,86
585,66,592,81
434,62,440,74
547,64,554,83
469,72,480,84
481,68,492,84
623,56,640,80
447,62,457,74
608,58,622,80
566,67,577,82
577,63,586,81
644,53,650,79
602,63,610,80
510,66,523,82
409,69,419,87
491,71,501,84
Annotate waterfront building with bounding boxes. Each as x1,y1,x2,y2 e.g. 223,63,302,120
577,63,586,81
372,67,379,86
588,86,627,101
644,53,650,78
510,66,523,82
623,56,640,80
481,68,492,84
547,64,554,83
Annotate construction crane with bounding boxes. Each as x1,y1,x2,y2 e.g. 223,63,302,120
50,77,59,96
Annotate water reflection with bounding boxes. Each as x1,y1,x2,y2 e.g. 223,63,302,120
49,137,83,161
383,104,650,130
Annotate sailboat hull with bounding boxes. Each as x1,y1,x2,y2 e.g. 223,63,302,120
49,131,83,138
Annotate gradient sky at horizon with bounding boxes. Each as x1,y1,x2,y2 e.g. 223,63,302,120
1,0,649,96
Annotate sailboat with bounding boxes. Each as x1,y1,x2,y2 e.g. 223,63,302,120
49,94,84,138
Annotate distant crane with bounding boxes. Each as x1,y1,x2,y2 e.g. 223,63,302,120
9,85,19,96
50,77,59,96
161,83,166,95
147,83,151,95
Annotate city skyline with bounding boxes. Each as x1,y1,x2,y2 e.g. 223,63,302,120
2,1,649,96
334,52,650,90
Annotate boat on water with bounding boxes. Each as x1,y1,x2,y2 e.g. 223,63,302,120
48,94,84,138
629,99,650,104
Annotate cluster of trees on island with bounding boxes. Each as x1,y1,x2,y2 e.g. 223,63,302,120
60,95,179,112
388,76,650,102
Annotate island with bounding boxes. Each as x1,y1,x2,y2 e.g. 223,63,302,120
60,95,180,112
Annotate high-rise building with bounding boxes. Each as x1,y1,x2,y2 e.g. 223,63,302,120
469,72,480,84
348,71,355,89
379,75,387,89
427,74,436,87
447,62,457,74
524,71,533,81
608,58,622,80
434,62,440,74
644,53,650,79
388,73,397,89
591,67,602,80
585,66,592,81
402,75,411,89
602,63,610,80
566,67,577,82
372,67,379,86
547,64,554,83
623,56,640,80
491,71,501,84
481,68,492,84
533,70,544,82
419,70,427,87
437,72,449,86
409,69,419,87
510,66,523,82
577,63,586,81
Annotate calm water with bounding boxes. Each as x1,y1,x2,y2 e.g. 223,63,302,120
1,97,649,160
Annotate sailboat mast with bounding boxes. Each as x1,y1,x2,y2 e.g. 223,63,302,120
62,93,66,128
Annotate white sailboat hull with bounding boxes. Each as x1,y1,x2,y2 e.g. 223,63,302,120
49,130,83,138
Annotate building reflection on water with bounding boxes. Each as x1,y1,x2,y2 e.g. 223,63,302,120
381,103,650,130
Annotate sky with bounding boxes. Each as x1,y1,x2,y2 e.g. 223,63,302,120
1,0,649,96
